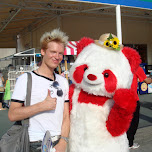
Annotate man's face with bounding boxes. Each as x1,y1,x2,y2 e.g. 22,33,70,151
41,41,64,70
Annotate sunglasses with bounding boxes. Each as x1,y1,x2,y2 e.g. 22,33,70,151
51,81,63,97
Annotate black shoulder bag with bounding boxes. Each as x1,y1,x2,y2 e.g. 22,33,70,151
0,72,32,152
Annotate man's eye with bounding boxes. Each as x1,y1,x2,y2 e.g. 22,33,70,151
50,51,55,54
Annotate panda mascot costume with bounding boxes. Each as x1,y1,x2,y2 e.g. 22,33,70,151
69,33,141,152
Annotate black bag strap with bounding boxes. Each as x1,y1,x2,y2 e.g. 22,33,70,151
23,72,32,125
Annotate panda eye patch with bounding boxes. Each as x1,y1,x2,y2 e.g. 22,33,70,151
73,64,88,83
102,69,117,93
104,73,109,78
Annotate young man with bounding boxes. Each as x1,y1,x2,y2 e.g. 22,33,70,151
127,66,152,149
8,29,70,152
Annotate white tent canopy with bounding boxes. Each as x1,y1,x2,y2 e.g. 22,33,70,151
0,54,14,61
14,48,35,57
0,48,36,61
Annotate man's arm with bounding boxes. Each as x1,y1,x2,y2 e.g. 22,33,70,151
8,90,57,121
54,102,70,152
136,67,152,84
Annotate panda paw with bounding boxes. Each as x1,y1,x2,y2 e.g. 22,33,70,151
113,89,138,113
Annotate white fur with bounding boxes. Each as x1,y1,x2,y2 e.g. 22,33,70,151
69,43,132,152
70,44,133,98
69,88,129,152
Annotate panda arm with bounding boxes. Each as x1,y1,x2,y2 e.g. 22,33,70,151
106,89,138,137
69,84,75,112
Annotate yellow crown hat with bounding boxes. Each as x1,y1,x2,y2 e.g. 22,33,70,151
95,33,123,51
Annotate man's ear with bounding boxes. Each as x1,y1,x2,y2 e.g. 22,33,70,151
41,49,45,56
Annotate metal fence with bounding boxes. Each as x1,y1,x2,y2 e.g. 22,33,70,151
8,65,34,93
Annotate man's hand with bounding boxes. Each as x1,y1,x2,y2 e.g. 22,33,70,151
8,90,57,121
144,77,152,84
41,89,57,111
53,139,67,152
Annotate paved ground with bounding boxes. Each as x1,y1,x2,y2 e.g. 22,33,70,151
0,109,13,138
138,94,152,128
130,126,152,152
0,93,152,152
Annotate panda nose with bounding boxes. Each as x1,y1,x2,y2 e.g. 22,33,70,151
87,74,97,81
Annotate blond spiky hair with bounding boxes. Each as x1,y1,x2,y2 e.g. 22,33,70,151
40,28,69,50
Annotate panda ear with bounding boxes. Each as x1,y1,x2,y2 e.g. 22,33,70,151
77,37,94,56
122,47,141,73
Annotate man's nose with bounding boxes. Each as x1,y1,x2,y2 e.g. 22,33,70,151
55,53,60,59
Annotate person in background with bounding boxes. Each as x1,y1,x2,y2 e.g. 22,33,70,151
8,29,70,152
127,66,152,149
0,70,5,110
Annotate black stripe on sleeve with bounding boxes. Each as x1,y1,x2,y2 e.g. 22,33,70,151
11,99,24,103
65,100,69,103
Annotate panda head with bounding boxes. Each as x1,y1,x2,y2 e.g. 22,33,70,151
70,34,141,98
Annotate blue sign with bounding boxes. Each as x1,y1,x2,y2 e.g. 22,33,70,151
79,0,152,10
139,82,148,94
36,53,41,57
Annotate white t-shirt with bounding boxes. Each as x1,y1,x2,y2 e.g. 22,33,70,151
11,71,69,142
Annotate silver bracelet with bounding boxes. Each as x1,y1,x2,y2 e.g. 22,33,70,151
60,136,69,143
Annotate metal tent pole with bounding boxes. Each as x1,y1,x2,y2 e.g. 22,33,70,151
116,5,122,44
33,49,36,70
